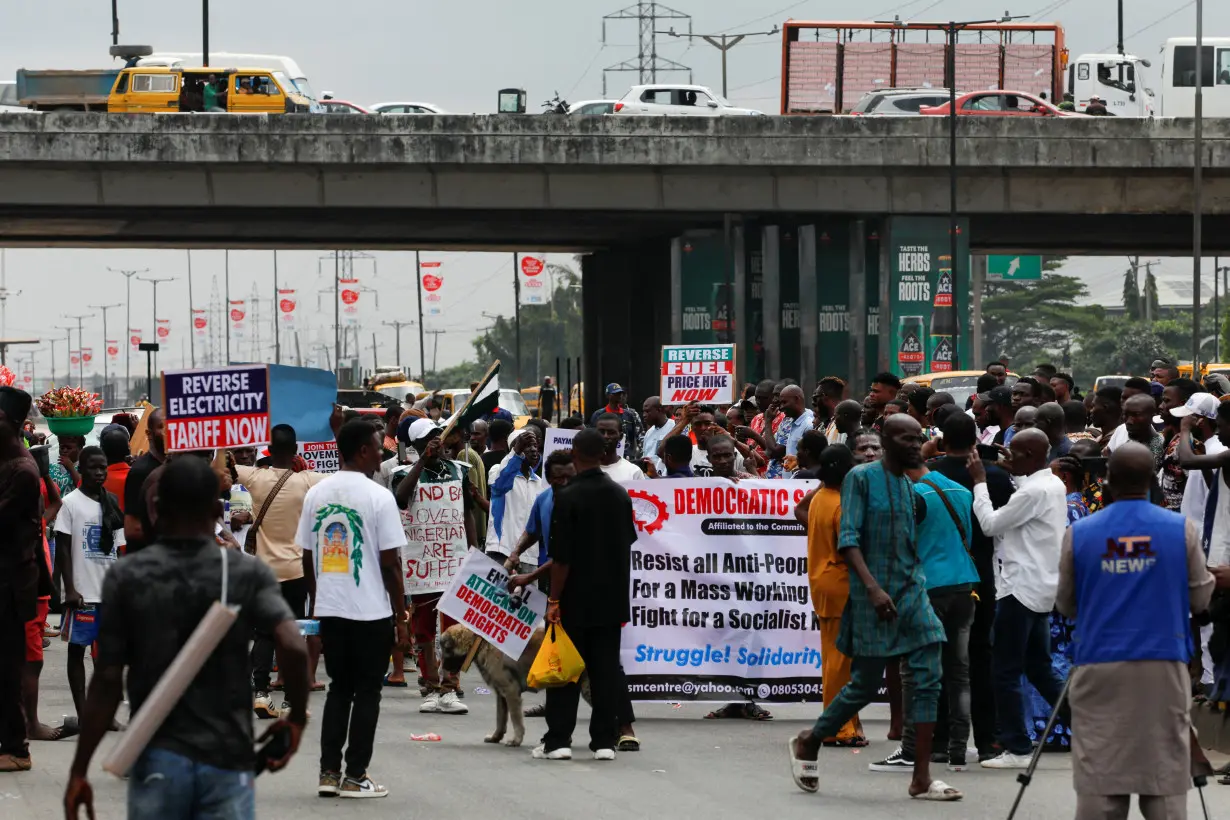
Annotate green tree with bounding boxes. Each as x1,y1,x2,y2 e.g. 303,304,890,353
471,264,582,389
1142,265,1160,321
980,259,1102,371
420,360,486,388
1122,264,1141,320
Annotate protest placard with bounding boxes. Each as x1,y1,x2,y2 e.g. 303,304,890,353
162,365,270,452
621,478,828,703
437,550,545,660
297,441,339,473
660,344,736,405
542,426,623,459
401,461,470,595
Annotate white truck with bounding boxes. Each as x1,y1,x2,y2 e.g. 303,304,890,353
1067,37,1230,117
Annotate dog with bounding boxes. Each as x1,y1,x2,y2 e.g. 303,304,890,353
440,624,590,747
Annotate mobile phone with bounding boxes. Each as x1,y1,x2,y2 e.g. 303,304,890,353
254,723,291,776
975,444,1001,463
29,444,49,477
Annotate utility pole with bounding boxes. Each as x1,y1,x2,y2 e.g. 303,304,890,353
513,252,522,388
273,250,281,365
1194,0,1205,372
415,252,426,380
202,0,209,66
89,303,122,404
55,327,74,384
48,338,58,387
186,250,195,367
334,251,341,373
602,2,693,96
111,0,119,45
425,329,446,372
0,249,22,346
383,320,415,371
225,250,231,363
658,25,779,97
108,267,147,398
63,313,95,385
1116,0,1124,55
138,275,175,379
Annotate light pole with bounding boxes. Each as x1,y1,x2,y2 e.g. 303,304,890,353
138,275,175,381
881,12,1025,371
108,267,147,400
383,320,415,372
63,313,95,386
89,303,122,403
1193,0,1205,370
0,249,22,348
55,327,73,385
658,25,779,98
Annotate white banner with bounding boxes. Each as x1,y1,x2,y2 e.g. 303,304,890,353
518,254,550,306
437,550,546,660
106,341,119,361
401,468,468,595
193,309,207,337
542,426,623,459
229,301,246,339
70,350,80,367
339,278,360,326
278,289,297,329
421,261,443,317
297,440,339,473
82,348,93,365
156,319,171,343
129,329,142,353
622,478,824,703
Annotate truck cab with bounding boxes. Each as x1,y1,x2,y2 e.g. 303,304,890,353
1067,53,1154,117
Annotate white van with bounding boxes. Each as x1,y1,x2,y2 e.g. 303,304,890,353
136,52,317,101
1158,37,1230,117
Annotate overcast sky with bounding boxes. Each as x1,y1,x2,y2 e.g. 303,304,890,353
1,0,1225,381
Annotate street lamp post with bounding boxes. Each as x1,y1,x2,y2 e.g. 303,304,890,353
658,25,780,98
89,303,122,404
108,267,147,401
55,327,73,385
1193,0,1204,370
63,313,95,386
138,275,175,382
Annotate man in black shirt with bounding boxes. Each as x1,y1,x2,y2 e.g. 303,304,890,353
535,429,637,761
927,412,1013,762
482,419,514,478
66,457,308,818
123,407,166,554
540,376,557,425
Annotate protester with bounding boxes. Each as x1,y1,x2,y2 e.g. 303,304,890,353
393,419,477,714
99,428,131,513
804,444,865,747
1033,402,1071,461
595,413,646,481
661,435,693,477
0,387,39,772
482,419,514,477
850,430,883,464
884,398,910,418
826,399,863,445
1057,442,1214,819
1173,393,1227,527
1050,373,1075,404
507,448,575,592
1179,401,1230,566
812,377,846,433
985,362,1008,385
486,428,544,569
50,434,85,501
539,376,558,424
123,407,166,554
976,385,1013,446
793,431,827,480
589,383,643,459
1011,379,1041,413
705,434,756,481
1005,405,1037,448
640,396,673,475
469,419,489,455
1090,386,1123,441
905,387,936,432
23,446,69,744
866,373,902,432
1158,380,1204,512
1063,400,1095,442
968,428,1069,769
64,456,309,818
232,424,328,714
748,379,782,463
535,429,637,761
751,385,813,478
789,415,959,801
1151,360,1180,387
301,419,410,798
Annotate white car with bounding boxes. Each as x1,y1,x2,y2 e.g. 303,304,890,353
612,84,764,117
370,101,449,115
568,99,618,115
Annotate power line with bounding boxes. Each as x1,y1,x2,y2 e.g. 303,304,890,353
601,2,694,96
1102,0,1195,51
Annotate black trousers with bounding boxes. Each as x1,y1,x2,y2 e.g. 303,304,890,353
319,616,393,777
968,563,998,755
250,577,308,692
0,592,27,758
543,621,622,753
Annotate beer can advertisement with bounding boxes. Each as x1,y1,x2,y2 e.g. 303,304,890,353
660,344,736,406
886,216,970,378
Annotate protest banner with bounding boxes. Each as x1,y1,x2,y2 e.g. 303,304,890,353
162,365,271,452
268,364,337,443
401,463,470,595
437,550,545,659
621,478,825,703
542,426,623,459
298,441,339,473
660,344,736,406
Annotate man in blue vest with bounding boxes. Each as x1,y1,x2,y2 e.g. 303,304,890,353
1057,441,1214,819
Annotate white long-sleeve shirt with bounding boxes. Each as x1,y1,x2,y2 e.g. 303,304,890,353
485,455,544,563
971,467,1068,613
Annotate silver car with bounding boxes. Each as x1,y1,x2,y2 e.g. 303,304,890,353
850,88,954,116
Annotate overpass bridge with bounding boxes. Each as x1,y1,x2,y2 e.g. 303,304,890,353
0,113,1226,252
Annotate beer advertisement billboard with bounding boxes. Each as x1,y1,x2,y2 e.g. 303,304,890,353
886,217,970,379
676,231,725,346
814,222,883,386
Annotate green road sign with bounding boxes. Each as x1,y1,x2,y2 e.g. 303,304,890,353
987,255,1043,281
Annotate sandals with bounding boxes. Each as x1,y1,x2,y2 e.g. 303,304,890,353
786,738,819,793
383,674,408,688
617,735,640,752
822,736,869,748
911,779,963,801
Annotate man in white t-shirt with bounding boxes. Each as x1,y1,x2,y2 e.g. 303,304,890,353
596,413,646,482
299,420,409,800
54,445,126,726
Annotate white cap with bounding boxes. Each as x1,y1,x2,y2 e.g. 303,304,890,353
1170,392,1221,420
407,418,440,442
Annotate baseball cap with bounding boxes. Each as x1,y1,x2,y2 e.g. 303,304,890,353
976,385,1013,407
605,382,625,395
399,417,441,446
1205,373,1230,396
1170,393,1220,420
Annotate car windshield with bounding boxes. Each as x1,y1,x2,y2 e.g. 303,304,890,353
291,77,316,100
927,374,1019,409
376,384,414,402
713,93,734,107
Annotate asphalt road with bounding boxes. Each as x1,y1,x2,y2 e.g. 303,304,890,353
9,641,1230,820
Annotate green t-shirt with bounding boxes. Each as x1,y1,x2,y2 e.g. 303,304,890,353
203,84,218,110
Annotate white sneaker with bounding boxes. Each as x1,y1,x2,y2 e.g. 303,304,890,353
437,692,469,714
980,751,1032,769
531,744,572,760
593,749,616,761
338,773,388,798
253,692,277,720
419,692,441,713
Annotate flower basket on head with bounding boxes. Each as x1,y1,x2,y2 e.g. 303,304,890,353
38,387,103,437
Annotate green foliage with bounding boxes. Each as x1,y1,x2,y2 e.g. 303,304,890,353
471,264,583,389
421,360,486,389
980,264,1102,369
1142,269,1160,320
312,504,366,587
1122,266,1140,321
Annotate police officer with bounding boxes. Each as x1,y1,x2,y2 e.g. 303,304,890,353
1056,442,1214,819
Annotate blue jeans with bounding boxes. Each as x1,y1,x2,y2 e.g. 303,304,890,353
992,594,1067,755
128,747,254,820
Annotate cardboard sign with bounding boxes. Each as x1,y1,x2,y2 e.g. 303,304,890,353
401,463,470,595
298,441,339,473
437,550,545,660
660,344,736,405
542,426,623,459
163,365,271,452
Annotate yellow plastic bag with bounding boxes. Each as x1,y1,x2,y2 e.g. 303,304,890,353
527,623,586,688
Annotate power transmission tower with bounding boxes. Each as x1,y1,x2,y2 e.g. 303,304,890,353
602,2,693,96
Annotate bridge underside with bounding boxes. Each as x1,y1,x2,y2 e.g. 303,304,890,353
0,206,1226,255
